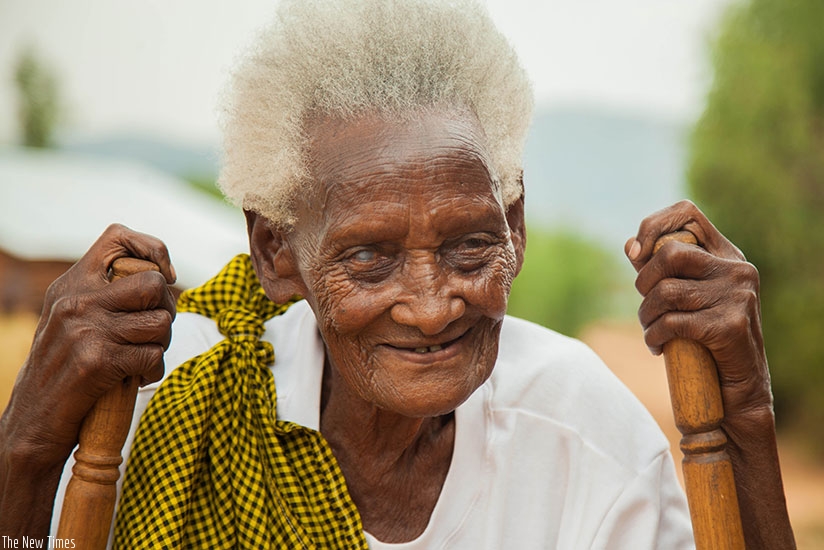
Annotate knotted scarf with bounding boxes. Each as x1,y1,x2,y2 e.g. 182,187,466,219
114,254,367,549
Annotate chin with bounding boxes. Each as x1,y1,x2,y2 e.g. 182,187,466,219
374,370,492,418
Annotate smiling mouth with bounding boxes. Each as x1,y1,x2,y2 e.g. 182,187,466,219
411,343,445,354
388,334,463,355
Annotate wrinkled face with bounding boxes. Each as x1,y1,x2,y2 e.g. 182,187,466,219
286,109,524,417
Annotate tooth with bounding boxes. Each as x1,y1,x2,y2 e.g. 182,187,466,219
414,347,427,354
429,345,442,352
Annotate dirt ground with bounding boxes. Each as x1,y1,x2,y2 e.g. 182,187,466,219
1,313,822,546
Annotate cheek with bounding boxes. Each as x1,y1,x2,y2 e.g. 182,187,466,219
308,264,393,337
464,245,518,318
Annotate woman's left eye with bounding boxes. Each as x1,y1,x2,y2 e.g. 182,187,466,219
448,235,498,270
460,238,489,250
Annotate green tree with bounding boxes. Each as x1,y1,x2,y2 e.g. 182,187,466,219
507,228,624,337
14,47,60,148
689,0,824,448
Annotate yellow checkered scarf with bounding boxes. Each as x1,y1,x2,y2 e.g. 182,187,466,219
114,254,367,549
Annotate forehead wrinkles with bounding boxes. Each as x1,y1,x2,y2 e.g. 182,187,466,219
307,108,497,189
323,149,497,207
319,139,494,194
319,149,503,246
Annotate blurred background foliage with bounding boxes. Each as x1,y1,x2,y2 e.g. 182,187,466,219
689,0,824,452
14,46,60,148
508,228,627,338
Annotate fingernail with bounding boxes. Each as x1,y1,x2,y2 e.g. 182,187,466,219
170,263,177,283
628,239,641,261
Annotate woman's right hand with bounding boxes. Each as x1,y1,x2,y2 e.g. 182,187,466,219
0,224,176,537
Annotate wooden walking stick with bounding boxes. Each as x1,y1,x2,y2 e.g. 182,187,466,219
654,231,745,550
56,257,160,549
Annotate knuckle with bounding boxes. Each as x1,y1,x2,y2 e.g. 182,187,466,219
657,279,681,305
130,272,167,305
633,274,646,295
111,344,162,376
106,222,129,234
73,337,109,377
103,223,129,239
164,291,178,320
71,354,96,381
658,312,678,335
134,282,157,305
643,330,655,348
739,287,760,317
702,260,722,281
730,242,747,262
141,344,166,371
656,240,684,267
159,308,174,332
43,276,67,306
144,359,166,384
136,309,174,339
719,304,751,336
150,306,174,328
643,327,663,354
675,198,696,211
636,301,651,327
142,269,168,289
51,293,84,319
730,311,750,335
735,261,760,287
658,310,691,341
702,322,725,349
154,239,170,258
146,269,168,287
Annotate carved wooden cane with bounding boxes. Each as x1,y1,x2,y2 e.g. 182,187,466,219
56,257,159,549
654,231,745,550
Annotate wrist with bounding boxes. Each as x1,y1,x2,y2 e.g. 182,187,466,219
720,405,796,549
722,403,777,454
0,432,65,538
0,401,74,474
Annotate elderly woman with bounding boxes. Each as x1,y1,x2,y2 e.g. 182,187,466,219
0,0,794,548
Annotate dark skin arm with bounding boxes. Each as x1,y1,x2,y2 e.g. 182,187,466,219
0,224,176,539
625,200,795,549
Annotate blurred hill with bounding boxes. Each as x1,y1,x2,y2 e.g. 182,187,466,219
523,106,687,251
62,134,220,181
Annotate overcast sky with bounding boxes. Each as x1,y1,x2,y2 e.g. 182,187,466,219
0,0,735,146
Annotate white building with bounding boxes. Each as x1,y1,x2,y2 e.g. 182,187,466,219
0,147,248,311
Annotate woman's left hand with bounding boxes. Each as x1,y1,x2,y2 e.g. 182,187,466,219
624,199,771,420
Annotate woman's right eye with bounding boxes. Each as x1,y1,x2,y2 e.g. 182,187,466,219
342,247,395,283
352,249,377,263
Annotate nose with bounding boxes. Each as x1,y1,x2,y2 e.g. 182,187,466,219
390,258,466,335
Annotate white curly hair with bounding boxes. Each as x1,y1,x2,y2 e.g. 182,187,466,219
219,0,534,228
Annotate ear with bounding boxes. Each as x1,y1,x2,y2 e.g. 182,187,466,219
245,209,307,303
505,194,526,276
